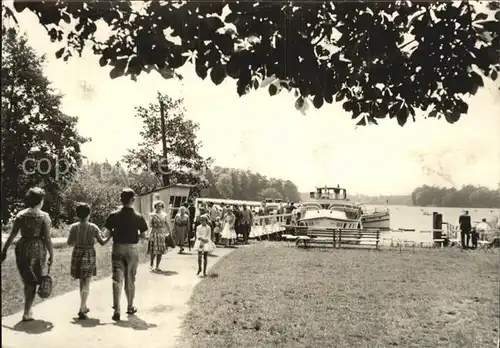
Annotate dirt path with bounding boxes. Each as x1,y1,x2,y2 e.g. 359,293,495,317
1,247,237,348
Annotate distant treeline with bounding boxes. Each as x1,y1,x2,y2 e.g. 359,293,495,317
411,185,500,208
201,167,301,202
299,185,500,208
299,192,412,205
348,194,412,205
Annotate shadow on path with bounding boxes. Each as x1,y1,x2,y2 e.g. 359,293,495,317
3,320,54,334
113,315,157,331
70,318,105,328
152,270,178,276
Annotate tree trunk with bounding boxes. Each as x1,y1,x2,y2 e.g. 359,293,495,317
159,98,169,186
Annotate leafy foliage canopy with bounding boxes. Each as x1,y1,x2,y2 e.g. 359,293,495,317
8,1,500,126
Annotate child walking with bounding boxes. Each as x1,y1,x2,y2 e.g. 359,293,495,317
213,216,222,245
193,216,216,277
67,203,110,319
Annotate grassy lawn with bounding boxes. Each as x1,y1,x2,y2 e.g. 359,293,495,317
182,243,499,348
1,241,149,317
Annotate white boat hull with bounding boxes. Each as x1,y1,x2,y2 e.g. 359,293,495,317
361,212,390,230
300,209,361,229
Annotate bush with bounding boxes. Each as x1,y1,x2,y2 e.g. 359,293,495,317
50,223,69,238
62,169,122,227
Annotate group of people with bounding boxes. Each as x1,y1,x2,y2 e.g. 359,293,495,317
458,210,500,249
0,187,220,322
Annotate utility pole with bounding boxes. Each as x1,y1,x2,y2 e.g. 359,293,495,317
159,97,170,186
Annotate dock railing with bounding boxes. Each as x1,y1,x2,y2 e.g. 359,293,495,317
249,214,292,239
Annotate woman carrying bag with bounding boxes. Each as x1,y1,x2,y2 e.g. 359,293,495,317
1,187,54,321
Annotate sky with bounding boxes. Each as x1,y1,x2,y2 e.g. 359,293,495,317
8,4,500,196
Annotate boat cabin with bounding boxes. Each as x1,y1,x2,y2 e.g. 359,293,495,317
309,186,347,201
304,185,361,220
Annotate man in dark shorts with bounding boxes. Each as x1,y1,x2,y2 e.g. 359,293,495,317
458,210,472,250
104,188,148,321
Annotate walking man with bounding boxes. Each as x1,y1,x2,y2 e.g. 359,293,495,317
458,210,472,250
103,188,148,321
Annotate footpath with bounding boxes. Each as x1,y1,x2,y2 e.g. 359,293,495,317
2,247,237,348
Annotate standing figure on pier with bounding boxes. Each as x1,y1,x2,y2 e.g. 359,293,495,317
174,206,190,253
221,207,236,247
241,204,253,244
458,210,472,250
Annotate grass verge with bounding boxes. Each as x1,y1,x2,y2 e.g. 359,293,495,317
1,241,149,317
182,243,499,348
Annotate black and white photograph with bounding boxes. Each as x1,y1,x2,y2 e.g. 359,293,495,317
1,1,499,347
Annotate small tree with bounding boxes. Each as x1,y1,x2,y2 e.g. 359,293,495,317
123,93,212,196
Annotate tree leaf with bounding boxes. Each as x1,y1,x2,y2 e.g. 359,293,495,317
356,116,367,126
342,101,353,112
491,69,498,81
312,94,323,109
210,65,226,85
195,62,208,80
396,105,409,127
268,84,278,96
428,109,438,118
99,56,108,67
109,58,128,79
474,13,488,21
335,91,345,102
55,48,64,59
62,12,71,24
295,96,304,110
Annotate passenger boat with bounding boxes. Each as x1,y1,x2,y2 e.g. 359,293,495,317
299,186,362,229
360,208,391,230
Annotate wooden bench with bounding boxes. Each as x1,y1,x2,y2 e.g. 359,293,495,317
336,229,380,250
281,234,299,246
296,228,336,248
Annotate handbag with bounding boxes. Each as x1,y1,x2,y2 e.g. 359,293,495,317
37,264,53,299
165,233,175,248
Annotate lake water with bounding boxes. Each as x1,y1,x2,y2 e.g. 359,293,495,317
365,205,500,244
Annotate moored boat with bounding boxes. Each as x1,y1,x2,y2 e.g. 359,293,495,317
299,185,362,229
361,210,391,230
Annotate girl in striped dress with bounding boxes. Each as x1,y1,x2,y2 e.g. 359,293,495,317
67,203,110,320
147,201,170,271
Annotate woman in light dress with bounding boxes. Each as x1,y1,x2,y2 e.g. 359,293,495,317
193,216,216,276
220,207,236,247
147,201,170,271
